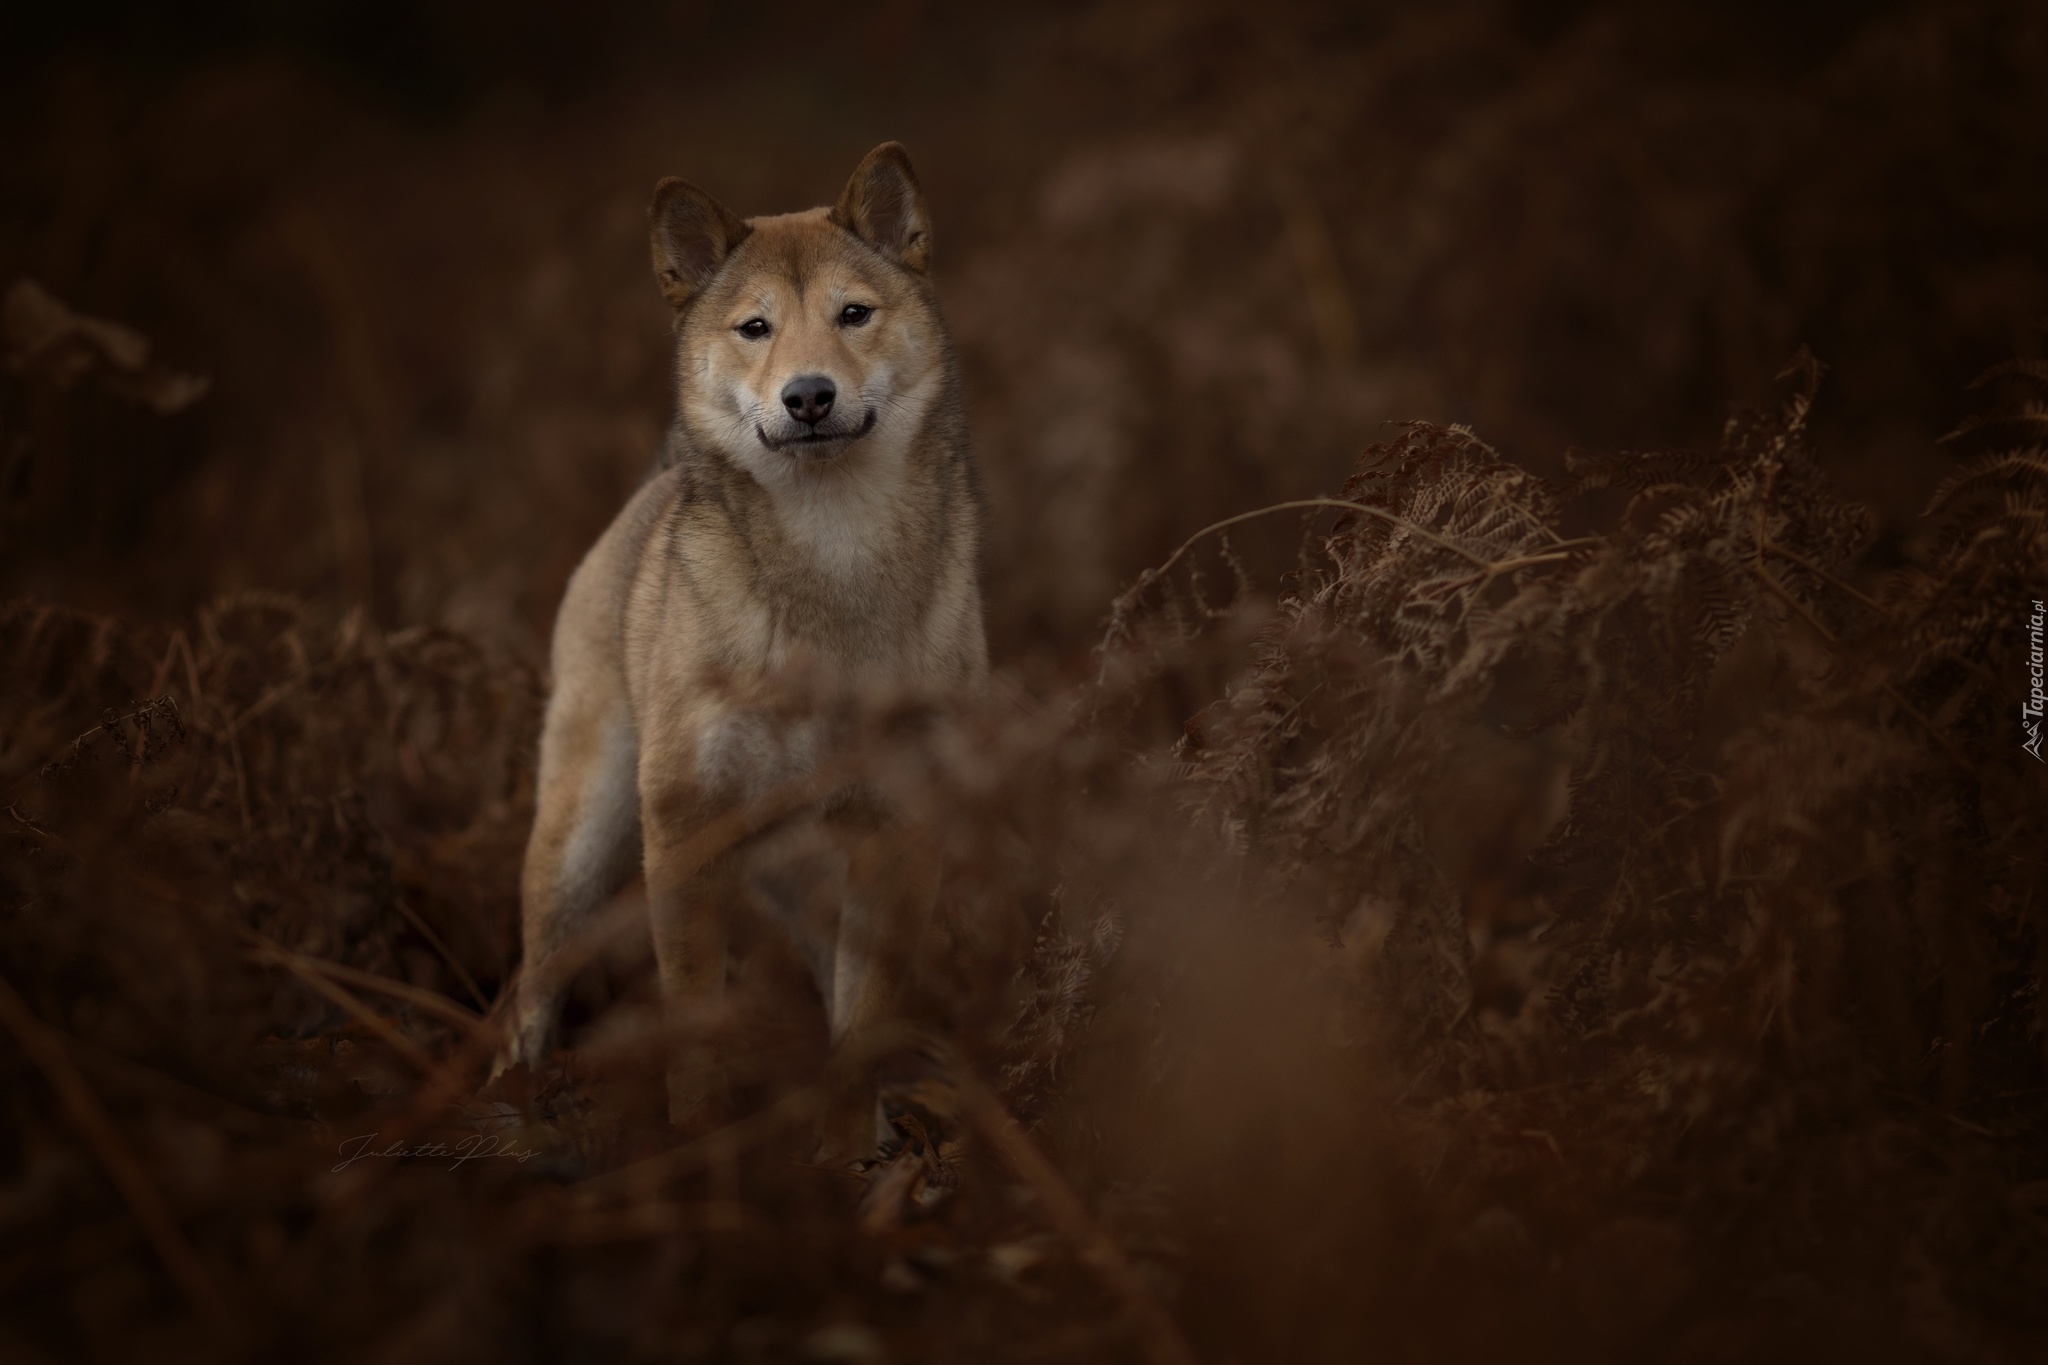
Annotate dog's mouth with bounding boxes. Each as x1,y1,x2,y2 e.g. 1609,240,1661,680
756,407,877,457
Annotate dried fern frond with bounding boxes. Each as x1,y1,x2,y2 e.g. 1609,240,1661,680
1098,350,2048,1331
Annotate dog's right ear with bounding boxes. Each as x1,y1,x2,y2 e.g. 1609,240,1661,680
649,178,750,309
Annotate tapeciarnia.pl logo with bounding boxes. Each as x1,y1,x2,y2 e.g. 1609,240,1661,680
2026,598,2045,762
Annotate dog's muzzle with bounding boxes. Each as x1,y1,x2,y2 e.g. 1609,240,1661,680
756,406,877,458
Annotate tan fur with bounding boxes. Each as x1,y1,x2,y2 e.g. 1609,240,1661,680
492,144,986,1132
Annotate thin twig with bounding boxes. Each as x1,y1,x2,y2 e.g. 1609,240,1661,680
244,934,444,1075
1759,537,2001,690
225,725,251,834
1758,539,1890,619
1269,164,1359,366
57,1030,299,1138
558,1020,921,1208
175,630,207,713
530,1198,778,1246
563,1082,833,1207
144,631,186,718
1423,549,1581,595
950,1056,1200,1365
0,970,237,1335
1144,497,1495,588
1748,562,1973,773
243,934,482,1032
227,656,345,733
393,897,490,1012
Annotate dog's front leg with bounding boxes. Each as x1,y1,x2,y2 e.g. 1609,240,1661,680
812,826,947,1163
831,826,942,1046
642,782,733,1131
642,701,825,1132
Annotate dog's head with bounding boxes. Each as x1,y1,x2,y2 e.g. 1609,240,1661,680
651,143,948,482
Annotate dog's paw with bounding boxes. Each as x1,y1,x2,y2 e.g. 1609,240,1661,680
857,1107,962,1232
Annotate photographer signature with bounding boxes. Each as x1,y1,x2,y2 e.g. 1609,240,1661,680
333,1131,539,1173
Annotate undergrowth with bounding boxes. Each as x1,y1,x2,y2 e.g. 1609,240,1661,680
1,351,2045,1363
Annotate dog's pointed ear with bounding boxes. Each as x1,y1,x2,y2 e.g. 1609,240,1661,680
831,142,931,273
650,177,750,309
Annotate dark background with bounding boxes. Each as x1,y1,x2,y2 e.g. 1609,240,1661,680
3,0,2042,658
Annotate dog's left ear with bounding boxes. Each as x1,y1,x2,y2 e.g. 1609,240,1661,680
832,142,931,273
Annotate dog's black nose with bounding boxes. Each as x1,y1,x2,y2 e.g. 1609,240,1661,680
781,374,836,426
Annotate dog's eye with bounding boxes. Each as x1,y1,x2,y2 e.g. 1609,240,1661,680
736,318,771,340
838,303,873,328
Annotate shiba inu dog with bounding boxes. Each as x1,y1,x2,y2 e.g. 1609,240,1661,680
491,143,987,1140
